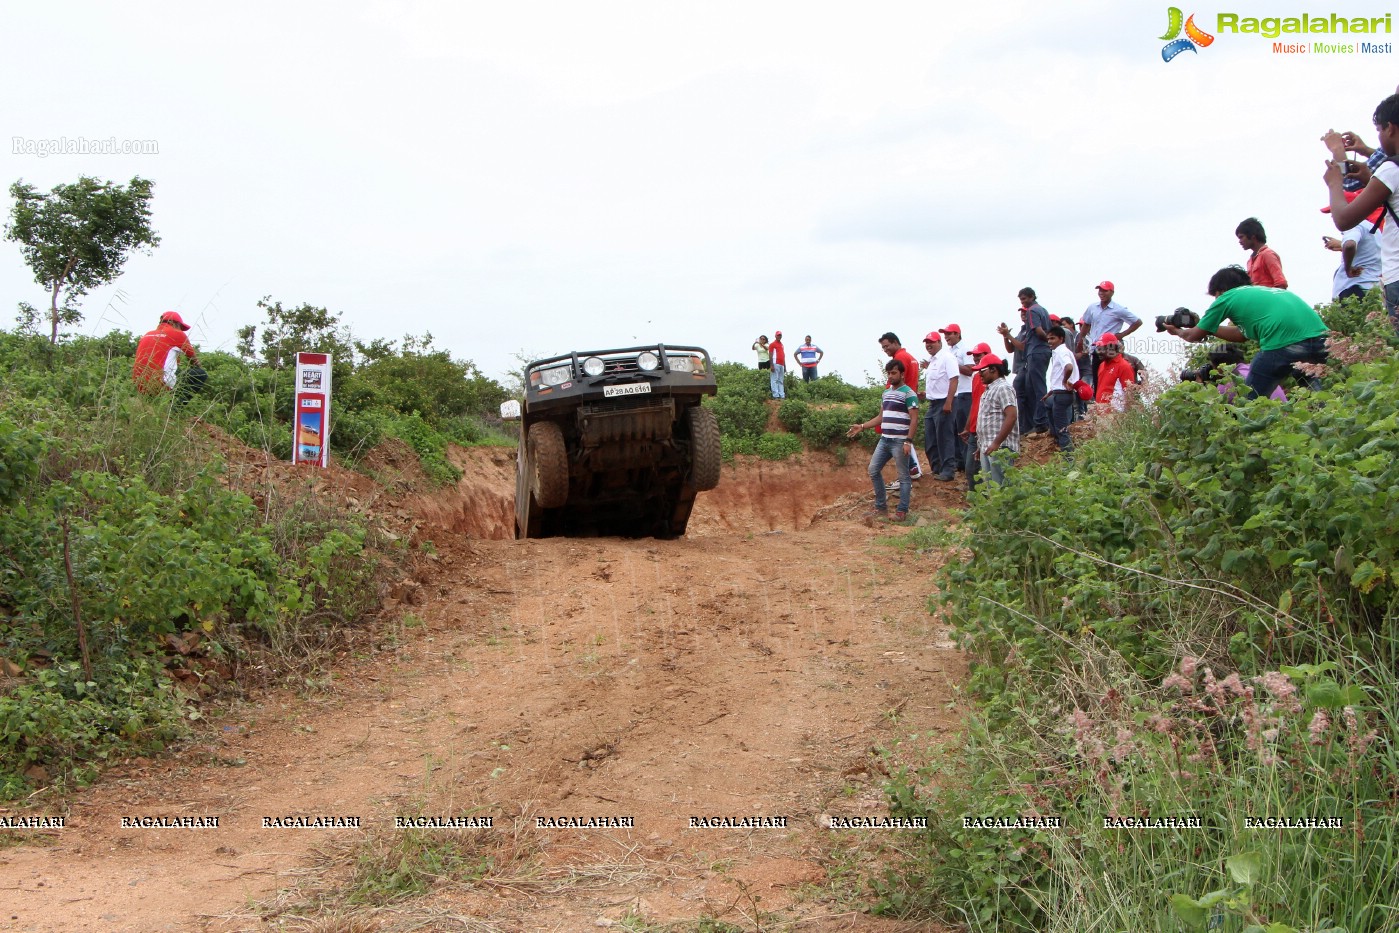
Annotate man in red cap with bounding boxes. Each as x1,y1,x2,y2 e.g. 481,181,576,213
1080,281,1140,391
920,328,959,481
768,330,786,399
1092,334,1136,412
959,342,993,490
973,353,1018,486
132,310,200,395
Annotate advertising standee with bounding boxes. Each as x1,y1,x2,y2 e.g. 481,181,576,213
294,353,332,468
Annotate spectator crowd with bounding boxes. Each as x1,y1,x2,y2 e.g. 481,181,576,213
757,88,1399,522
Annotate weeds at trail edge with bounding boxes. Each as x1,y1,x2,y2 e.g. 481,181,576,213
871,301,1399,933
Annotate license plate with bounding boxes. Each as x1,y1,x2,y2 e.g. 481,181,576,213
603,382,652,397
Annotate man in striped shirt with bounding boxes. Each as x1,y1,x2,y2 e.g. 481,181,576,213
848,358,919,522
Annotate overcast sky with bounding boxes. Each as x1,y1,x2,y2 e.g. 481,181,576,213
2,1,1395,384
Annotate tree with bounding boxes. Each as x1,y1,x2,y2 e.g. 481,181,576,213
4,176,160,344
351,332,508,422
237,296,356,372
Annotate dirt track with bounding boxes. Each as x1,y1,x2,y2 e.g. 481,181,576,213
0,446,965,932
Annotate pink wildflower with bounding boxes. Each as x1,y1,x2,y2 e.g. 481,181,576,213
1219,673,1247,697
1341,707,1376,758
1342,706,1359,734
1070,708,1092,742
1147,714,1174,734
1162,672,1192,692
1308,709,1331,745
1112,727,1136,762
1179,656,1199,678
1256,671,1297,700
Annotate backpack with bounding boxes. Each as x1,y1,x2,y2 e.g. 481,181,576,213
1367,151,1399,233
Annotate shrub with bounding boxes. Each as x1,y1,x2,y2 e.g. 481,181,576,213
755,432,802,460
776,398,809,433
876,332,1399,931
800,405,858,449
706,393,768,440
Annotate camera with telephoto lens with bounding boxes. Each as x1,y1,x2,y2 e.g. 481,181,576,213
1180,345,1246,383
1155,307,1200,333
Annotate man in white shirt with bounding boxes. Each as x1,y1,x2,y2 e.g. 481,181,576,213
920,330,960,481
1327,223,1381,300
1079,281,1141,389
1043,326,1080,454
941,324,975,473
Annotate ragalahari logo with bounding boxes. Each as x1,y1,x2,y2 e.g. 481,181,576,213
1160,7,1215,61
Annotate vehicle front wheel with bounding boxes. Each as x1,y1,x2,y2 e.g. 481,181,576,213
687,405,721,492
529,421,569,509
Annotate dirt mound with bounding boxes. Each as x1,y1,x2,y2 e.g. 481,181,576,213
415,443,516,539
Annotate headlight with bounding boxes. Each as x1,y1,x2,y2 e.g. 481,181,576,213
667,355,693,373
540,365,572,386
637,351,660,371
583,356,606,377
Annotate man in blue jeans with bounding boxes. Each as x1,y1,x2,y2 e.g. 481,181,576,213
997,288,1051,435
1165,266,1328,398
847,359,919,523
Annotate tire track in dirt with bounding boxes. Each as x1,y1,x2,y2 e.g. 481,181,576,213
0,451,965,932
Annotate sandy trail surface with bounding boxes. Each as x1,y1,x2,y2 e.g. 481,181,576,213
1,446,966,932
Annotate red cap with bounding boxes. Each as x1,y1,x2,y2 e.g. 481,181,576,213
1096,280,1115,291
774,330,782,337
938,323,961,334
974,353,1004,370
160,311,190,331
1322,190,1383,224
1094,333,1121,347
922,331,943,343
1048,314,1061,323
970,342,992,355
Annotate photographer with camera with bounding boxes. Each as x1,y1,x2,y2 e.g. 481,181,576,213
1164,266,1328,400
1180,344,1289,402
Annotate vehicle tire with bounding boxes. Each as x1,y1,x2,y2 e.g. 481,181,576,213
529,421,569,509
686,405,721,492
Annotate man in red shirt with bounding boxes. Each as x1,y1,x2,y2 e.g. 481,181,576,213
878,332,919,390
1092,334,1136,412
1236,217,1288,289
132,311,199,394
958,342,992,490
768,330,787,399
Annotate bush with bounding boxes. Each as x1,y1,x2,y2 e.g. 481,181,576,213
0,659,187,797
776,398,809,433
876,313,1399,932
791,373,868,403
800,405,858,449
379,412,462,485
755,432,802,460
706,393,768,440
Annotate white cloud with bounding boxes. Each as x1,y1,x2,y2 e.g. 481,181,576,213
1,0,1394,384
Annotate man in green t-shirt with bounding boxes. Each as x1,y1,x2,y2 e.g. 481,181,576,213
1165,266,1328,399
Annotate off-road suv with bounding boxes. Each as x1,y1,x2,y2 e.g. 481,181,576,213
500,344,720,539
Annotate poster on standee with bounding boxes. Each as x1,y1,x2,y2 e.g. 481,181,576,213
293,352,332,468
